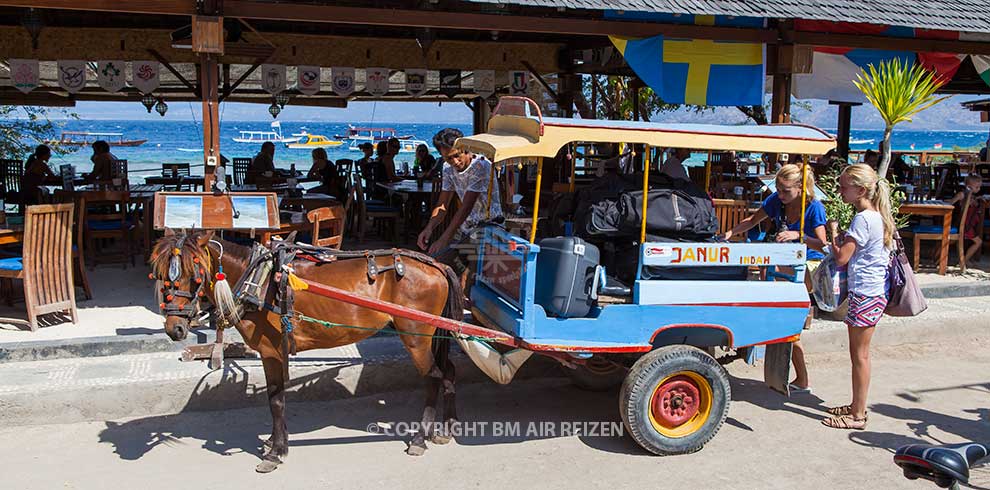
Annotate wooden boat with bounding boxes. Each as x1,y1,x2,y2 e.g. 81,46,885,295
48,131,147,147
232,121,301,144
285,134,344,149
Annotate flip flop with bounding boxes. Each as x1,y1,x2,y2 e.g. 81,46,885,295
788,383,813,395
821,414,867,430
827,405,852,416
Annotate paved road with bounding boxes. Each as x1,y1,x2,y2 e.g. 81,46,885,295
3,340,989,490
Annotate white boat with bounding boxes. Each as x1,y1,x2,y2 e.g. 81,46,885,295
850,138,875,145
349,138,428,153
232,121,301,144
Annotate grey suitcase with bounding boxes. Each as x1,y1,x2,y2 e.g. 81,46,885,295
535,237,601,318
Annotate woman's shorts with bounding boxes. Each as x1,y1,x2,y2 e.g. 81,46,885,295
845,292,887,328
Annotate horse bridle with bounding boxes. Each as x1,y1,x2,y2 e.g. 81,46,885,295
152,236,213,321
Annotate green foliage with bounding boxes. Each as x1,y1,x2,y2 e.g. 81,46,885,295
853,58,949,177
819,161,909,230
0,105,76,161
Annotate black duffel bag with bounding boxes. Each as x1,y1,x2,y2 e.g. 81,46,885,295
618,185,719,237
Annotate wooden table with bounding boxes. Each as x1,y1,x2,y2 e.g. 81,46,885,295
378,181,435,235
279,193,339,212
899,202,954,275
378,180,435,196
260,204,344,245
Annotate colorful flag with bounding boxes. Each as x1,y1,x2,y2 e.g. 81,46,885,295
296,66,321,95
365,67,390,96
97,60,126,93
972,55,990,87
9,59,39,94
261,64,286,94
610,35,765,106
57,60,87,93
131,61,159,94
331,67,355,96
405,69,428,97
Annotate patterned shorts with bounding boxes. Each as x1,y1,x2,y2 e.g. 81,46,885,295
845,292,888,328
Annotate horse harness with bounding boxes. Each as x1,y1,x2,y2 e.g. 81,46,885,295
154,235,212,321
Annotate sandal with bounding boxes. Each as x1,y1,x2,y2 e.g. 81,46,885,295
827,405,852,416
821,414,868,430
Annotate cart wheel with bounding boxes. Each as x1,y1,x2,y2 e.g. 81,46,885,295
619,345,730,455
565,355,626,392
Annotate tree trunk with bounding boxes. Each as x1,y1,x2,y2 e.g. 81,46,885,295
736,105,768,125
877,126,893,178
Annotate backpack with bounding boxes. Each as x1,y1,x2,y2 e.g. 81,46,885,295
617,181,719,238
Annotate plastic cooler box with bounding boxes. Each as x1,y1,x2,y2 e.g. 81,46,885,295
535,236,601,318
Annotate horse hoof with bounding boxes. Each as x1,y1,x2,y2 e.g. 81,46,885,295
430,434,452,445
406,444,427,457
255,459,280,473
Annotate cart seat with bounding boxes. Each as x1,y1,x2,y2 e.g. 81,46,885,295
895,442,988,486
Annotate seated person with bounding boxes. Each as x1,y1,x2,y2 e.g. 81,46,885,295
362,141,396,200
246,141,277,185
979,140,988,162
20,144,56,205
84,140,117,184
306,148,342,198
661,147,691,181
722,164,829,394
890,153,912,184
414,144,441,180
947,174,987,264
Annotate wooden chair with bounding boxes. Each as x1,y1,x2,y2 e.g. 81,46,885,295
81,190,135,268
54,192,94,300
306,206,345,248
161,162,191,177
233,158,251,186
0,203,77,331
1,158,24,214
903,190,971,273
934,163,961,200
713,199,751,241
353,178,400,242
911,165,936,200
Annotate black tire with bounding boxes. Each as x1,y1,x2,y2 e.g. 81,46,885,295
565,356,626,392
619,345,731,455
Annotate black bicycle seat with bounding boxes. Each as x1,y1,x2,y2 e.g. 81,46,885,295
895,442,989,487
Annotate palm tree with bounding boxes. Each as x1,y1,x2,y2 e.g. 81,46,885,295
853,57,949,178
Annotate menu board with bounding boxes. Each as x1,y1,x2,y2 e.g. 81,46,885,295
154,192,279,230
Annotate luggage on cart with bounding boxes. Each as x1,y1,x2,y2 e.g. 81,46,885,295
535,236,601,318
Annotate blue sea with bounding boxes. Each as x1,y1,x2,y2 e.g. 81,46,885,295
21,120,990,175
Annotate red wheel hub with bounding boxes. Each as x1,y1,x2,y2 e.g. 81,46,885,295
651,375,701,427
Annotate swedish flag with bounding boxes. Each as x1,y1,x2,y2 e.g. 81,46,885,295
610,34,765,106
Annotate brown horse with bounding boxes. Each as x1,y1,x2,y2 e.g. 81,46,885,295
150,230,462,473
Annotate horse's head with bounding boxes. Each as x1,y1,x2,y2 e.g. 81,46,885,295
150,230,216,341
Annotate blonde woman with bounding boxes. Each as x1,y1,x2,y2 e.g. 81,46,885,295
821,164,896,430
723,165,829,394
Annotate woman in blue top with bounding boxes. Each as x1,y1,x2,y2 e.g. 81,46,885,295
722,164,829,394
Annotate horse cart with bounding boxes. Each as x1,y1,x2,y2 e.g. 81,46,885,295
154,97,835,470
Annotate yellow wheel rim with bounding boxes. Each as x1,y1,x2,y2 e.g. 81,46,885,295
647,371,713,438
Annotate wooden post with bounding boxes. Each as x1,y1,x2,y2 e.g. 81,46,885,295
472,96,490,135
829,101,862,161
200,57,220,191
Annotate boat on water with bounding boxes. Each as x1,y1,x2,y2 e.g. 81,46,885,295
850,138,875,145
232,121,301,144
349,138,428,153
286,134,344,149
334,125,413,142
48,131,147,147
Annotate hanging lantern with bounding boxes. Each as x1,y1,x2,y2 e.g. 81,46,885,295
155,98,168,117
141,93,156,113
274,91,290,108
268,101,281,119
21,8,44,50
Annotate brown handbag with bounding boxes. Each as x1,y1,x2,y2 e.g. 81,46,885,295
885,235,928,317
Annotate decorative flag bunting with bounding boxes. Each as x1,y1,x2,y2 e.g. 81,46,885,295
97,60,126,93
440,69,461,98
131,61,159,94
405,69,428,97
331,67,355,96
365,67,390,96
610,34,765,106
261,64,286,94
473,69,495,98
972,56,990,87
296,65,321,95
9,59,39,94
57,60,87,93
509,70,529,96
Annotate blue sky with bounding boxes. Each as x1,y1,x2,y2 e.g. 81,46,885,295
67,100,473,123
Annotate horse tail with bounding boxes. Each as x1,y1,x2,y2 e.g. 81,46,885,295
432,262,463,363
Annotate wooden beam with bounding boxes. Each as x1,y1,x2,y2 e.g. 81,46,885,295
521,60,561,103
794,31,990,56
222,2,775,43
200,55,220,190
148,48,198,96
220,57,266,101
0,0,194,16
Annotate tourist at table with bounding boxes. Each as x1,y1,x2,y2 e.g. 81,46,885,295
306,148,343,198
84,140,117,184
660,147,691,181
722,164,829,395
979,139,989,162
947,174,987,264
414,143,440,180
246,141,277,185
890,153,912,184
20,144,56,205
417,128,503,293
821,164,896,431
